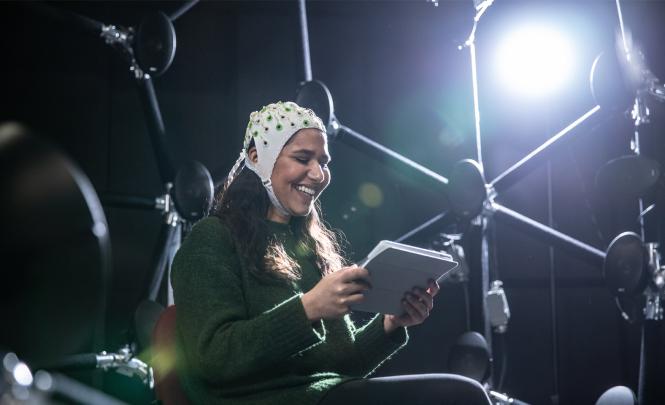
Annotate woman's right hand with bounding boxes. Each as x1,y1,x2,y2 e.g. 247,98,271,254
301,266,371,321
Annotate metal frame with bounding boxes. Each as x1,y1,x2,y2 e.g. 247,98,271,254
294,0,658,400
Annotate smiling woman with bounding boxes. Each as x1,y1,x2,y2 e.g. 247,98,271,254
170,101,491,405
249,127,331,223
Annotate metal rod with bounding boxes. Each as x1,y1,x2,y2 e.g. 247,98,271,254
298,0,313,82
492,202,606,265
147,222,178,301
480,216,493,384
633,119,647,241
461,1,494,170
101,194,156,210
170,0,199,22
166,223,181,306
338,125,449,185
136,75,176,184
546,162,560,402
489,105,601,193
395,211,448,243
469,42,483,169
638,320,664,405
615,0,630,58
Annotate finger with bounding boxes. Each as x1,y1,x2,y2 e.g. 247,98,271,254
345,293,366,305
344,282,371,295
401,298,422,322
427,279,440,297
341,267,372,285
350,278,372,290
405,293,428,319
412,287,433,311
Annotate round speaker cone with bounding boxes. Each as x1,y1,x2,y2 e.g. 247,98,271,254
136,11,177,77
595,385,637,405
296,80,335,135
604,232,647,296
447,331,491,384
590,51,635,112
447,159,487,220
0,123,110,366
173,160,214,221
596,155,661,197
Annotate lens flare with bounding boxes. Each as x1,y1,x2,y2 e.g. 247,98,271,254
358,183,383,208
495,24,575,98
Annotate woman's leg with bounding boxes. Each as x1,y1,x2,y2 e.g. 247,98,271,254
319,374,491,405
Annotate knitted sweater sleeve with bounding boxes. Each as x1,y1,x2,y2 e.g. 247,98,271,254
171,217,325,384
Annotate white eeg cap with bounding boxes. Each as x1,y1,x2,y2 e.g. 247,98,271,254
225,101,326,216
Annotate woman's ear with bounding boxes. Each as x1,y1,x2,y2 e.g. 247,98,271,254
247,146,258,164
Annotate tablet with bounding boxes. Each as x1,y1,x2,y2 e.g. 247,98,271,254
350,240,459,315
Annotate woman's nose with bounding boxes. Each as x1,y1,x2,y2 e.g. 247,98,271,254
308,162,325,183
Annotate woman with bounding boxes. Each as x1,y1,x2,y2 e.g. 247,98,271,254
171,101,490,405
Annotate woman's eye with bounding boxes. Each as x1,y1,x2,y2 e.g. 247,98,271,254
295,157,308,164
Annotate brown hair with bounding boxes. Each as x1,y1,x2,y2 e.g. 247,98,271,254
212,168,345,281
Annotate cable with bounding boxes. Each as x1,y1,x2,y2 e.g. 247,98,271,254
614,296,635,324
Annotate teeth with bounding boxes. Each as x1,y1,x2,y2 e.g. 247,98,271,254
296,185,315,196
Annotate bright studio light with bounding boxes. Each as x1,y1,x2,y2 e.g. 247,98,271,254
495,25,574,98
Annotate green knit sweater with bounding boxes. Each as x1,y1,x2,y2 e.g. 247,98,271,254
171,216,408,405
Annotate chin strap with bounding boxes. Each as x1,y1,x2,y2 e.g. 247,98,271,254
245,161,293,218
264,179,293,218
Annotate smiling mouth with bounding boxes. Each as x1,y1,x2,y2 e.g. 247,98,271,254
295,184,317,198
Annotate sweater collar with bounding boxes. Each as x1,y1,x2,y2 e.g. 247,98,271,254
266,219,293,235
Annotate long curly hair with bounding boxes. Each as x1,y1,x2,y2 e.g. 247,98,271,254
212,167,345,281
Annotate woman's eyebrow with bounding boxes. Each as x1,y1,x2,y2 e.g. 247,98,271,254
290,148,314,155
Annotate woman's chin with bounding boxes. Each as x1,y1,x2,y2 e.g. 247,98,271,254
290,203,314,217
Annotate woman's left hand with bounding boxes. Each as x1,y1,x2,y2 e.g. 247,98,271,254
383,279,440,334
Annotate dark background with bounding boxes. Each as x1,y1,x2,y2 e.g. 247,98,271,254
2,1,665,404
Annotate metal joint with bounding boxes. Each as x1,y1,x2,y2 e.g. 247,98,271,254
481,186,497,218
100,24,131,46
100,25,144,79
96,346,154,389
644,293,663,321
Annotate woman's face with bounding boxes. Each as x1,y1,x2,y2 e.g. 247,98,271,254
266,128,331,223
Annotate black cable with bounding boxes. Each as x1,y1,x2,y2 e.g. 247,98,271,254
614,296,635,324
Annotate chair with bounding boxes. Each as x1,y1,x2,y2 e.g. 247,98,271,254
152,305,191,405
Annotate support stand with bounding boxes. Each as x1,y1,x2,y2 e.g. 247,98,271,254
293,2,638,404
25,4,215,397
